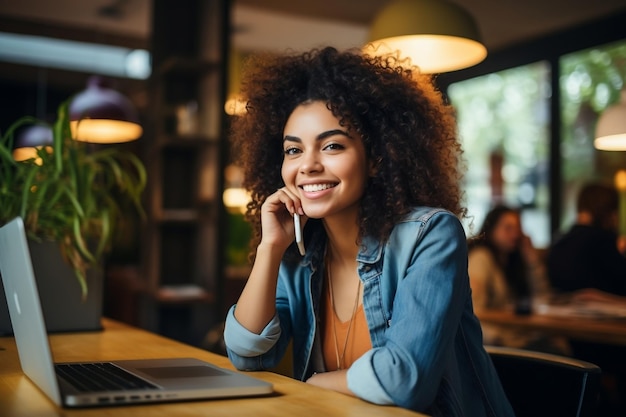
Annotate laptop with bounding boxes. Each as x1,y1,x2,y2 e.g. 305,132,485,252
0,217,273,408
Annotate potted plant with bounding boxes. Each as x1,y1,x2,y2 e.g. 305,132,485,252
0,99,146,332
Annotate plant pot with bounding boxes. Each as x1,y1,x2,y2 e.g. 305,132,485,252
0,239,103,335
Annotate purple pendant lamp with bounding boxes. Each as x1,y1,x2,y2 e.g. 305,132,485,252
12,124,54,164
69,76,143,143
13,75,142,163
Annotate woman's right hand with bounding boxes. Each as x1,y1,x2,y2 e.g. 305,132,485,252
259,187,306,252
234,187,306,334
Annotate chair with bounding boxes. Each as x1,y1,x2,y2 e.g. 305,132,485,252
485,345,601,417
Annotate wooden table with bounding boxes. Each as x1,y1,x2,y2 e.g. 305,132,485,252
476,309,626,346
0,318,425,417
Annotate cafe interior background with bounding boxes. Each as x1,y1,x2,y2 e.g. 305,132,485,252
0,0,625,348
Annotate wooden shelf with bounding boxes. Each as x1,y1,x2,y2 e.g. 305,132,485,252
156,209,200,222
139,0,228,347
154,284,215,305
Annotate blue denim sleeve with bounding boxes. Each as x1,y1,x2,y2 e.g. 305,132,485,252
347,211,469,410
223,305,281,370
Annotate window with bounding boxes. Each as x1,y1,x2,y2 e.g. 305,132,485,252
448,62,551,247
559,40,626,231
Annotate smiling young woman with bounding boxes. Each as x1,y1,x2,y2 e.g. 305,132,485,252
223,46,514,417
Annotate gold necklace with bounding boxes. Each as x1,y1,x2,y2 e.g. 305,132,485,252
326,255,361,370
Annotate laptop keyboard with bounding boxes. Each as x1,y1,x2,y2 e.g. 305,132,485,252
55,363,159,392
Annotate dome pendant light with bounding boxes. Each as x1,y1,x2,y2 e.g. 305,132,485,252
364,0,487,74
13,123,53,165
594,89,626,151
13,67,54,164
69,76,143,143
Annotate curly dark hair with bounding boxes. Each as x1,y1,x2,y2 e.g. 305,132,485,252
229,46,465,252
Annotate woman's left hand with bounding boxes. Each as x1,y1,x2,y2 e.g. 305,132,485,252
306,370,354,396
519,234,540,265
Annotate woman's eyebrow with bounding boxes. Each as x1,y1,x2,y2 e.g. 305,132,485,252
283,129,351,143
317,129,351,140
283,135,301,143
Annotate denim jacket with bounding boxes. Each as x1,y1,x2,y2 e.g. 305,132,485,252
224,207,514,416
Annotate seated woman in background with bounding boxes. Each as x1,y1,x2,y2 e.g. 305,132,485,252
467,205,570,354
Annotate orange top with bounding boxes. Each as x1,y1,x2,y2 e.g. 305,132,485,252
322,285,372,371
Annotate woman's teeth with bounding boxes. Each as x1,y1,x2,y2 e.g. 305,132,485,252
302,183,335,192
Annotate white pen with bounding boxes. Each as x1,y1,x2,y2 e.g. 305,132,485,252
294,213,306,256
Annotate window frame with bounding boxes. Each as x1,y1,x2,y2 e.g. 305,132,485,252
437,10,626,238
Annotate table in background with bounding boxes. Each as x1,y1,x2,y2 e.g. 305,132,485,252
0,318,425,417
476,308,626,346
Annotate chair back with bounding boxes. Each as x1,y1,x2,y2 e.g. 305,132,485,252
485,345,601,417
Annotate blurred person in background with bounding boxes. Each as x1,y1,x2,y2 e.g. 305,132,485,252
547,182,626,298
468,205,570,354
547,182,626,416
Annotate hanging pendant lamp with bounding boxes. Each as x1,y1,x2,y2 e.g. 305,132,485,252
594,89,626,151
363,0,487,74
12,67,54,163
69,76,143,143
13,124,53,164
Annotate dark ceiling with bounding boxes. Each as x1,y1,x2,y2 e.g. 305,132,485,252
0,0,625,94
1,0,626,53
234,0,626,52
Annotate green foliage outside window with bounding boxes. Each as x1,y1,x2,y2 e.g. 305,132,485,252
448,62,550,245
448,39,626,242
559,41,626,228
